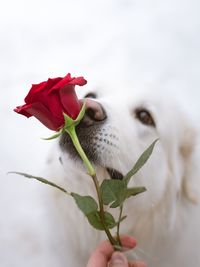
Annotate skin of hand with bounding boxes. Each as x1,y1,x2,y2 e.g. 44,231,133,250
86,236,147,267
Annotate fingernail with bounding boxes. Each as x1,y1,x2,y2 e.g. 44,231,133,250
109,252,128,267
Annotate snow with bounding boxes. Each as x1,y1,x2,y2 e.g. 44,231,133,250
0,0,200,266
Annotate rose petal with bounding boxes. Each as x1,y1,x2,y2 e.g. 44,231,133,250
14,105,32,118
50,73,87,92
25,77,62,103
68,76,87,86
15,73,87,130
15,102,64,131
24,80,64,120
45,91,65,119
59,85,81,119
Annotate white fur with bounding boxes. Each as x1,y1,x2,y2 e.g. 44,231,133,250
46,86,200,267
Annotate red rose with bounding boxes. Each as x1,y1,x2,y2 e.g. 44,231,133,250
14,73,87,131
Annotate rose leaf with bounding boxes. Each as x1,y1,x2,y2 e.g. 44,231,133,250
124,139,158,184
100,180,126,208
87,211,116,230
8,172,69,194
125,186,147,199
71,193,98,216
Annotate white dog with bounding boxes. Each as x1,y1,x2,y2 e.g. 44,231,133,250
46,85,200,267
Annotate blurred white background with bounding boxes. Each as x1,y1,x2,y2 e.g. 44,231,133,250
0,0,200,266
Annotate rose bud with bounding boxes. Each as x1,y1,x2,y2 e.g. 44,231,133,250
14,73,87,131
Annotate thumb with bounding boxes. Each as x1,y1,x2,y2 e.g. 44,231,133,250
109,252,129,267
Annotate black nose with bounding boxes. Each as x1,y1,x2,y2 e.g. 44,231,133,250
81,99,107,126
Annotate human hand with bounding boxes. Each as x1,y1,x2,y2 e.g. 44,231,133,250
86,236,147,267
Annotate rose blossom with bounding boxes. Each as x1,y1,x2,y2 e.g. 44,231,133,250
14,73,87,131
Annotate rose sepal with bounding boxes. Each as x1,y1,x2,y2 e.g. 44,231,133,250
42,129,64,140
42,102,86,140
63,101,86,130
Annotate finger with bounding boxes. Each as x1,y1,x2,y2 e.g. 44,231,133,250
86,239,114,267
120,236,137,251
86,236,136,267
129,261,147,267
109,251,129,267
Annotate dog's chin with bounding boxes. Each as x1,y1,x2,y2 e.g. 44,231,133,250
59,128,103,165
59,128,123,180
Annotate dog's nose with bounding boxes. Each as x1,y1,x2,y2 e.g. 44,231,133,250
81,99,107,126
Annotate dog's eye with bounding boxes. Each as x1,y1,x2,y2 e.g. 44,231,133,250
84,92,97,99
135,108,156,127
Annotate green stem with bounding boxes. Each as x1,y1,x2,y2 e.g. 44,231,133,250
116,205,123,246
65,126,95,176
66,126,119,247
91,174,119,247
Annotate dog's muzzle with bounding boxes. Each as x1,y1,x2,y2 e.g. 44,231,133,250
59,99,107,162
